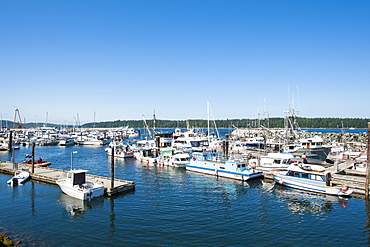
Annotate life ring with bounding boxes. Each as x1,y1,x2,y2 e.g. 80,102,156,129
341,186,348,192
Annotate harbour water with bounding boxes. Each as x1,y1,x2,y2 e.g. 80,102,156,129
0,129,369,246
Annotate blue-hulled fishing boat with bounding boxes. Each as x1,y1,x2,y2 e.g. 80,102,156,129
186,152,263,181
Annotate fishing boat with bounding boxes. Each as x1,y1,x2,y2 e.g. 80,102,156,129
7,169,30,186
186,152,263,181
56,170,105,200
271,163,352,196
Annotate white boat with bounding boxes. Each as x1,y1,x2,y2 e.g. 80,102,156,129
249,152,293,171
7,170,30,186
76,134,111,146
105,141,135,158
271,163,352,196
172,128,209,152
134,147,158,165
186,152,263,181
59,138,76,146
56,170,105,200
157,148,191,168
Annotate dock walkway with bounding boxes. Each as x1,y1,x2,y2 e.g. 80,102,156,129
0,161,135,196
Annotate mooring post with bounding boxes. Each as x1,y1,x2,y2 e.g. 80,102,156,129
31,142,35,173
8,130,13,151
225,134,229,157
365,122,370,199
111,146,115,189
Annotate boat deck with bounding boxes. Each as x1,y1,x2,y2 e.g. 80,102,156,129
0,161,135,196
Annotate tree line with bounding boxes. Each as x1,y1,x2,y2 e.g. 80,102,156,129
3,117,368,129
80,117,370,129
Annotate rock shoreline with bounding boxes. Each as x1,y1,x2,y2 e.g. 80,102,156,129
0,233,21,247
231,128,368,145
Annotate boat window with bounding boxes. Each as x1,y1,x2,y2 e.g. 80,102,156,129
274,159,281,164
219,166,226,170
301,173,309,179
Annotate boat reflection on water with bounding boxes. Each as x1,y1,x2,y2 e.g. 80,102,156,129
57,193,104,218
274,184,349,215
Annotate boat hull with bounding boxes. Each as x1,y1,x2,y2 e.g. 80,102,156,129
56,180,105,200
186,164,262,181
7,171,30,185
272,172,352,196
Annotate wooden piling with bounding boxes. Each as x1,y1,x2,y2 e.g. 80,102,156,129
8,130,13,151
31,142,35,174
111,146,115,189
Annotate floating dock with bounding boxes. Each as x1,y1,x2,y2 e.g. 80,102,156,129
0,161,135,196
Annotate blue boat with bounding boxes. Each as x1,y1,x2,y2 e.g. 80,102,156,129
186,152,263,181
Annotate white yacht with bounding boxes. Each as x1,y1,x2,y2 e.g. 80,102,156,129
272,163,352,196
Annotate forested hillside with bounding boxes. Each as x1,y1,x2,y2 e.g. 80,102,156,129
81,117,369,129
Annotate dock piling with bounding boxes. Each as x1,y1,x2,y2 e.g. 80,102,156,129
111,147,115,189
31,142,35,173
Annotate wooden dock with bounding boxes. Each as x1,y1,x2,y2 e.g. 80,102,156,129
0,161,135,196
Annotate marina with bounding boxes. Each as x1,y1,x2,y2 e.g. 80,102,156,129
2,1,369,245
0,128,370,246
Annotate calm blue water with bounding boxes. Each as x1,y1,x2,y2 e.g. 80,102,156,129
0,132,369,246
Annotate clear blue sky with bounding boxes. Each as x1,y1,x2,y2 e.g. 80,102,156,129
1,0,369,125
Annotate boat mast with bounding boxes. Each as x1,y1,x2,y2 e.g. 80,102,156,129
93,111,96,129
13,108,23,129
142,115,152,139
153,109,156,135
207,102,210,142
44,112,48,128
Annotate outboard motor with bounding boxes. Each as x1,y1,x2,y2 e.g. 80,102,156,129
9,178,18,186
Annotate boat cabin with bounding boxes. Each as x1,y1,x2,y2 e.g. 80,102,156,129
299,136,324,149
286,170,325,181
